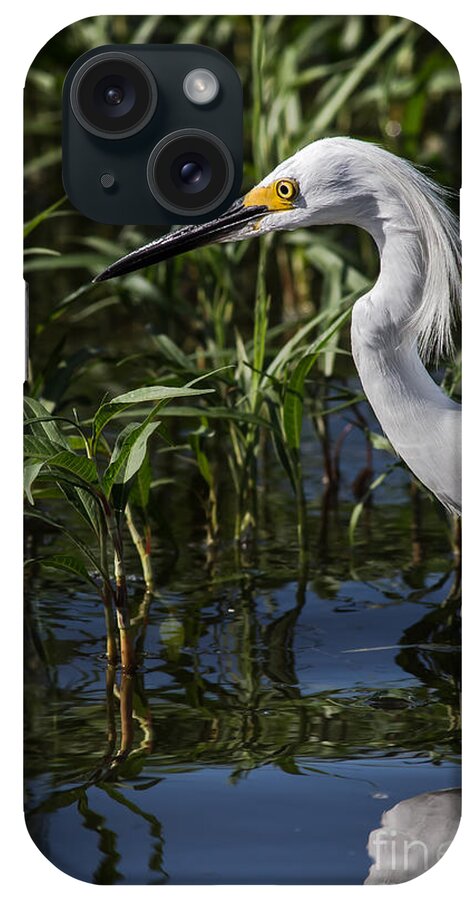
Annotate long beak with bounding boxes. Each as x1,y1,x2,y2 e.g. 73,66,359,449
93,198,268,283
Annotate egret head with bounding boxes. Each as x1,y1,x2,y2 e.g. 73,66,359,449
93,137,458,312
93,138,381,283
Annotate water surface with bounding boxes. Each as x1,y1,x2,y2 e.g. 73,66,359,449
24,414,461,884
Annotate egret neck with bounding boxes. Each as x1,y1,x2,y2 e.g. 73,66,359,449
351,206,461,514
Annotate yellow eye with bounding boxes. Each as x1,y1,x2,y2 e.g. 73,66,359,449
275,179,299,202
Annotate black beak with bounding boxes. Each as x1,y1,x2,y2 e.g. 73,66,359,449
93,199,268,283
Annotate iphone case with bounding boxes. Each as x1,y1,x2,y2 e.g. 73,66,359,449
24,15,461,885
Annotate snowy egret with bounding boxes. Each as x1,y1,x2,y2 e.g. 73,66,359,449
95,137,461,514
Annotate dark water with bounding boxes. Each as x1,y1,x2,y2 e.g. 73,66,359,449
24,413,461,885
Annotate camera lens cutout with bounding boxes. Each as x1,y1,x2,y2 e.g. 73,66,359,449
70,51,157,139
147,129,234,215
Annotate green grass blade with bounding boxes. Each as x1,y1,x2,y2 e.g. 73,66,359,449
283,354,318,450
310,18,410,135
24,196,66,238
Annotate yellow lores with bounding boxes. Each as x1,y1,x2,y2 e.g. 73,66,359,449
243,178,299,211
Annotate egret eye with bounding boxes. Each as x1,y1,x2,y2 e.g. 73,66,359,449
275,179,299,201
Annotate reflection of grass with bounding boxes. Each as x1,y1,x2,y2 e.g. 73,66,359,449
25,684,459,794
25,564,460,790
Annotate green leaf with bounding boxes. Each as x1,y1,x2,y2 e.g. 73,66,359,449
185,365,234,388
25,509,107,581
91,384,216,452
281,308,353,450
58,483,101,537
24,247,61,257
24,397,69,449
189,426,213,487
349,469,394,545
369,432,396,455
110,385,215,404
47,450,98,485
267,309,330,378
128,455,152,510
39,348,97,408
37,554,98,588
24,434,59,459
266,400,296,489
103,421,160,497
23,253,105,274
348,500,365,547
267,302,354,380
304,305,353,356
142,405,273,429
283,354,317,450
153,334,193,370
91,402,128,450
24,462,44,503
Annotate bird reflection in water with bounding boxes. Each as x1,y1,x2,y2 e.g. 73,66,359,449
365,788,460,884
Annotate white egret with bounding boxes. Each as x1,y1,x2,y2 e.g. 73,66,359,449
95,137,461,514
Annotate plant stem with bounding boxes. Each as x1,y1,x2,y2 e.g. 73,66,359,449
99,513,118,665
125,502,154,590
251,15,267,179
114,548,135,673
101,495,135,673
116,610,135,673
206,482,218,544
103,587,118,666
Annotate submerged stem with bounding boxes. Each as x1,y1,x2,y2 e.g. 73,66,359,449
102,587,118,666
99,512,118,665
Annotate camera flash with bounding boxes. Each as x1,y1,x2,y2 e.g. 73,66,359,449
183,68,219,105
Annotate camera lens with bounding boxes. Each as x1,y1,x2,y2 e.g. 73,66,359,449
180,162,202,185
147,130,234,215
173,154,212,194
70,51,157,139
104,86,124,106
